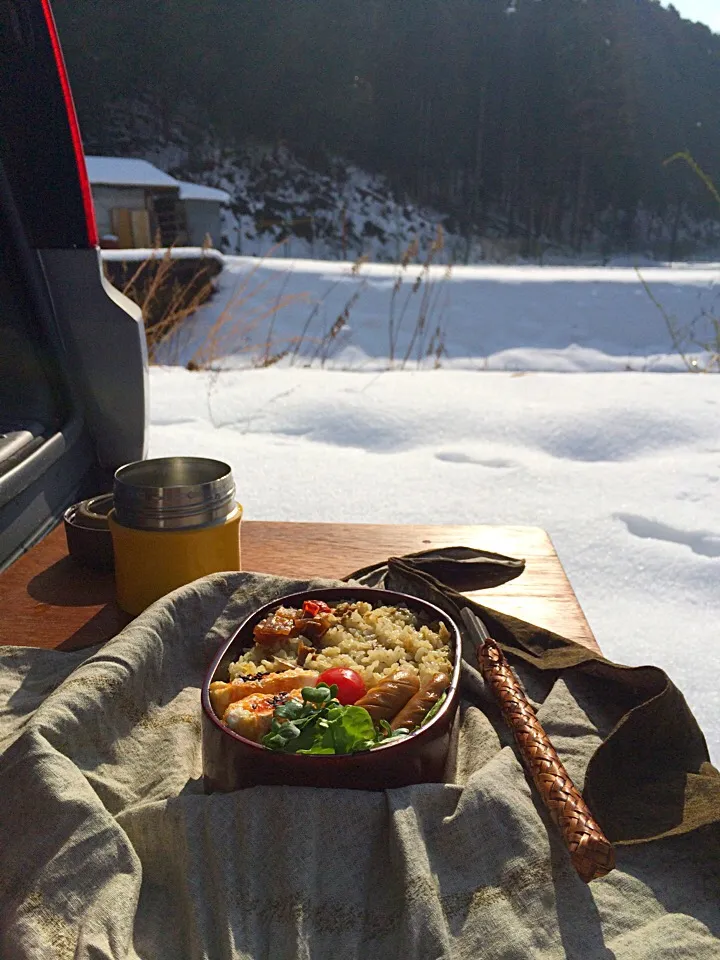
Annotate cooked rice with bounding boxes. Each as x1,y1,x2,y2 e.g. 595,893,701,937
228,601,452,689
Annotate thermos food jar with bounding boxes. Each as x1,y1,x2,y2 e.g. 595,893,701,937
109,457,242,615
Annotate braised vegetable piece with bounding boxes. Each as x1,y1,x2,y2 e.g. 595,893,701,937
296,639,316,667
209,668,319,717
253,601,333,647
253,610,295,645
290,615,332,641
390,672,450,731
224,688,305,742
354,667,420,723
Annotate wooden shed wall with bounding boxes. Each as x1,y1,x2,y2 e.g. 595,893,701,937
92,185,146,240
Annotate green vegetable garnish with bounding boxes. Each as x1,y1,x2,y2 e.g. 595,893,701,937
301,683,336,706
368,718,411,748
262,684,416,755
420,691,447,727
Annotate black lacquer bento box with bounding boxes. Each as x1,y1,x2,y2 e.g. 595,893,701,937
201,587,462,791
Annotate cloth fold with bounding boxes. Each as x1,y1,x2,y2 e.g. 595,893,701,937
1,553,719,959
348,548,720,845
346,545,526,592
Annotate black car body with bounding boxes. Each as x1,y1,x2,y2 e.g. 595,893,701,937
0,0,147,569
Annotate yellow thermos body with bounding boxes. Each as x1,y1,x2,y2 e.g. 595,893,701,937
109,457,242,616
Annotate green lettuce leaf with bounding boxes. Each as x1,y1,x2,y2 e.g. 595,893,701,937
327,706,376,754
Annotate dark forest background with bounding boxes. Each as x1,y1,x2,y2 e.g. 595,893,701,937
54,0,720,257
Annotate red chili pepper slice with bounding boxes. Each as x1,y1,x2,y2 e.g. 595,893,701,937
302,599,331,616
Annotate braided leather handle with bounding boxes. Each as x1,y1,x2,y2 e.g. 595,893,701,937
477,638,615,883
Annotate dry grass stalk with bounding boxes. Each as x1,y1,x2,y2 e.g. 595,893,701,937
312,282,367,367
114,238,219,364
283,236,453,371
402,226,450,366
258,348,291,368
128,233,456,372
261,267,294,367
426,324,448,369
640,153,720,373
290,254,368,366
186,240,309,370
189,284,305,369
389,238,419,363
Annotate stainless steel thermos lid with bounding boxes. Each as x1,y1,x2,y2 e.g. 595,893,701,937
113,457,236,531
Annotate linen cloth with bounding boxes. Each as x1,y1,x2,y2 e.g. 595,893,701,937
1,558,719,959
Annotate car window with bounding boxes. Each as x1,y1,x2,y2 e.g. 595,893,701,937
0,0,89,248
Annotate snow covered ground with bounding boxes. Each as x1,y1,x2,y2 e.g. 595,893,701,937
148,259,720,760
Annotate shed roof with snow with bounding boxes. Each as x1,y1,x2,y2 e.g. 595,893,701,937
85,156,179,190
177,181,231,203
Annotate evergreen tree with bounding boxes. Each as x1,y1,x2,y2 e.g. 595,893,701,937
53,0,720,254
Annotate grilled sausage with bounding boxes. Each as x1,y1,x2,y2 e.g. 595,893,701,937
354,667,419,723
390,672,450,731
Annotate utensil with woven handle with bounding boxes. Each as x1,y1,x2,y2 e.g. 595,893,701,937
461,608,615,883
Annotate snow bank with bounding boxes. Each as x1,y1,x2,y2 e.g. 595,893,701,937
101,247,225,264
155,256,720,373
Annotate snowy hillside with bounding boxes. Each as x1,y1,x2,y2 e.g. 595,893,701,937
89,103,463,262
151,143,720,264
90,102,720,264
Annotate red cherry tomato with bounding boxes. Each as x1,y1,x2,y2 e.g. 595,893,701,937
317,668,366,705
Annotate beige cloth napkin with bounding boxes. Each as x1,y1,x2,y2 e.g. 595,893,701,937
1,572,718,959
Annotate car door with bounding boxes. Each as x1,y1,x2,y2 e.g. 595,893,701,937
0,0,147,569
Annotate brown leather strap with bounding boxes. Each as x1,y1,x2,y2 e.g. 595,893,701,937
477,638,616,883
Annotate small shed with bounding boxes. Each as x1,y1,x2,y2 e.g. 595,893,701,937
86,156,185,248
177,181,231,248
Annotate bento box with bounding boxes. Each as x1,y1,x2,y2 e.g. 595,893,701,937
201,587,462,791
